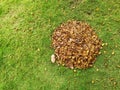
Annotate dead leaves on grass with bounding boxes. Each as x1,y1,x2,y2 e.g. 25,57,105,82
52,20,102,69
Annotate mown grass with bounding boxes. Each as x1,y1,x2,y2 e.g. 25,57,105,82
0,0,120,90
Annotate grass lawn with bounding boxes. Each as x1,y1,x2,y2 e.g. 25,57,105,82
0,0,120,90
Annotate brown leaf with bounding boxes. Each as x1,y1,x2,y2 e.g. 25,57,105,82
52,20,102,69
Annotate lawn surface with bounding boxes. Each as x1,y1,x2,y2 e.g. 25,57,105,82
0,0,120,90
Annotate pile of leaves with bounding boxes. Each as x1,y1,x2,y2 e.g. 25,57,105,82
52,20,102,69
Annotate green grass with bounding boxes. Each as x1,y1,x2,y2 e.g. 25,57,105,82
0,0,120,90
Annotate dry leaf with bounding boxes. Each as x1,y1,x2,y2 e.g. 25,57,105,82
52,20,102,69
